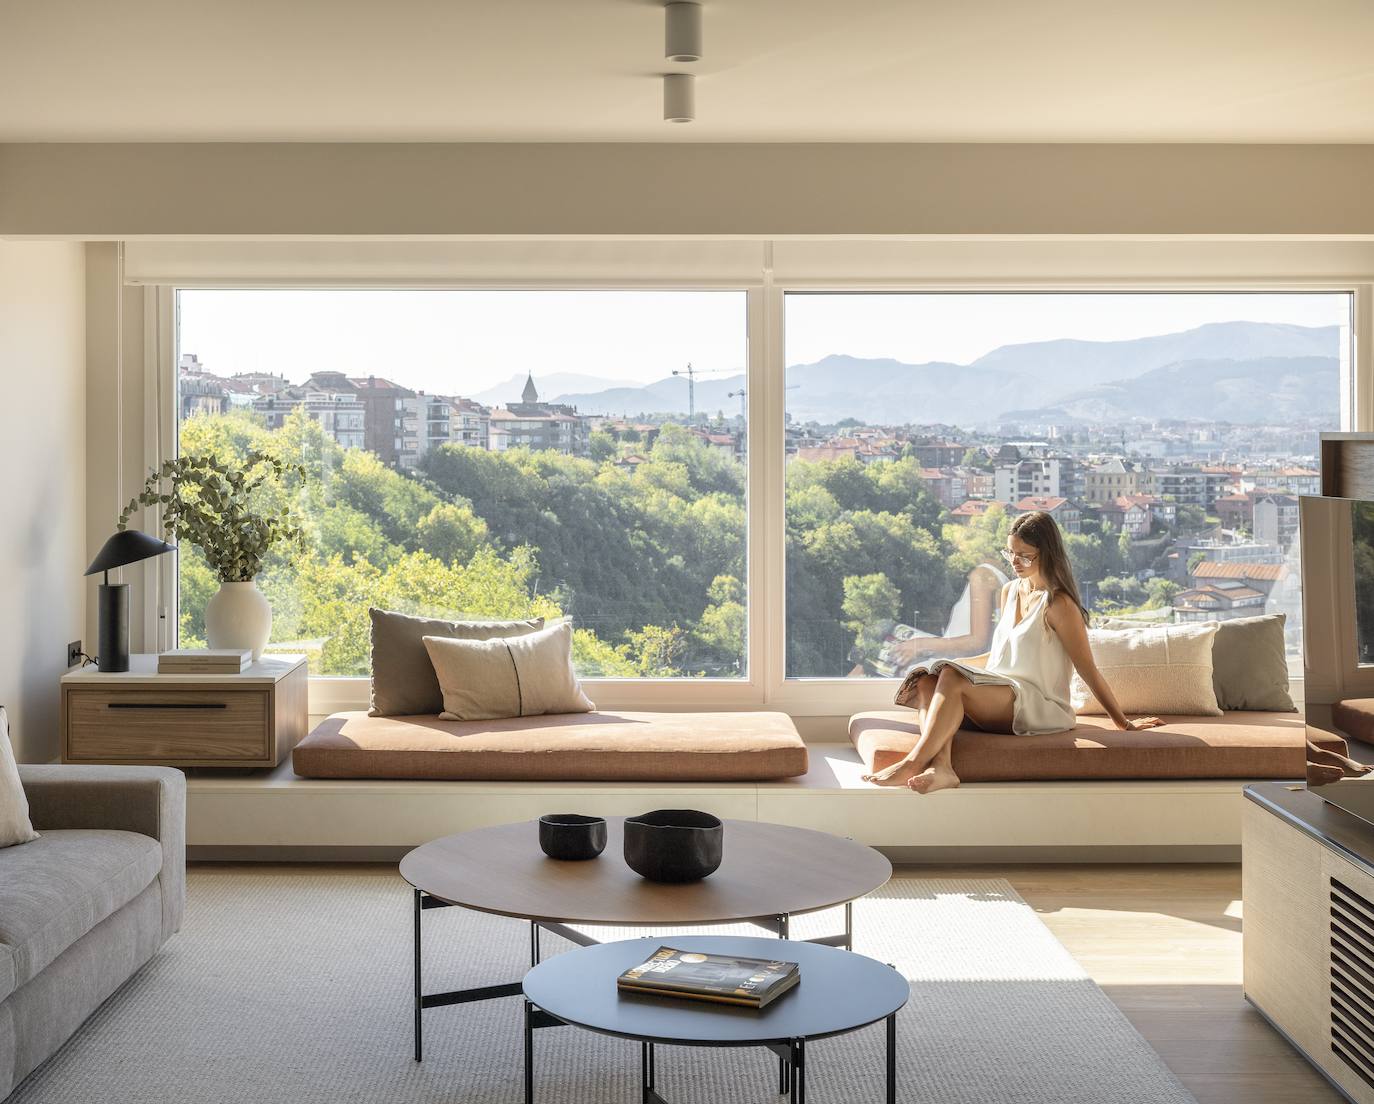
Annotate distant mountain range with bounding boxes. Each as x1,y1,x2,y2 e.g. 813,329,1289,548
490,321,1342,427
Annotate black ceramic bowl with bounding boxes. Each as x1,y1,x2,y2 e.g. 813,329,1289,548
623,809,724,883
538,814,607,861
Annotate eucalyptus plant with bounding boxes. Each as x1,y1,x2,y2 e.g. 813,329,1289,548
120,451,306,583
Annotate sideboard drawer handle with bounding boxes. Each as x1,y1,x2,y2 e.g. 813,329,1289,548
106,702,229,710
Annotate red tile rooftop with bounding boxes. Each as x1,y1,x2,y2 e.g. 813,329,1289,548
1192,561,1288,581
1015,496,1070,512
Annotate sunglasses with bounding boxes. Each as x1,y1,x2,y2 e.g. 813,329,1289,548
1000,549,1038,567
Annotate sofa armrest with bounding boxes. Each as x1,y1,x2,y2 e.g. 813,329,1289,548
18,764,186,938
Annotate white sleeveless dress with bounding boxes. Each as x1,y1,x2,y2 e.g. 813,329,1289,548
920,584,1076,736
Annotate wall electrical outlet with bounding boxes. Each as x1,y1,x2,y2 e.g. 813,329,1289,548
67,640,83,667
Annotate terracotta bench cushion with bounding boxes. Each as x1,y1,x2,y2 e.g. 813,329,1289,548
850,709,1341,781
1333,699,1374,745
293,710,808,781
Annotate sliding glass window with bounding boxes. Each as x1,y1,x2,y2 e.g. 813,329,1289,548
174,289,748,678
783,291,1351,679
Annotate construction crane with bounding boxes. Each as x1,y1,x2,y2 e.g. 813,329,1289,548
726,384,799,420
672,362,737,423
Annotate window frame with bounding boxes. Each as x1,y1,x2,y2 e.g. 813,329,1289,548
145,275,1374,718
151,282,767,714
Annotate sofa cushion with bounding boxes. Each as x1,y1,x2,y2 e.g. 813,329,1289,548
293,710,809,781
849,709,1344,781
0,828,162,999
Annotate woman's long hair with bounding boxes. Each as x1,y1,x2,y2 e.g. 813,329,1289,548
1009,510,1089,625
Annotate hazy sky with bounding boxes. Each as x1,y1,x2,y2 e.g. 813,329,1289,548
178,289,1350,397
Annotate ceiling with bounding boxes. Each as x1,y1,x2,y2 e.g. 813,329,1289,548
3,0,1373,143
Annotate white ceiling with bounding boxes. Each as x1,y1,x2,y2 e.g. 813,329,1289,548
3,0,1374,142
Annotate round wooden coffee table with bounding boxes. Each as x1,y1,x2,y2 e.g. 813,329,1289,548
522,935,908,1104
400,818,891,1062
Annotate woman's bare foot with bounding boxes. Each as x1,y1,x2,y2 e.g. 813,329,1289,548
863,758,923,786
1308,761,1347,787
907,764,961,794
1307,742,1374,776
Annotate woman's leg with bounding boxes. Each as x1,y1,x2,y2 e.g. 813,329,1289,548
862,674,938,784
903,670,1015,794
1308,740,1374,776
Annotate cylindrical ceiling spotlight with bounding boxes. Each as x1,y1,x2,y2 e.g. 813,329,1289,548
664,73,695,123
665,2,703,63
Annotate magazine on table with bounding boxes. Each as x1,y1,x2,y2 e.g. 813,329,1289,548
617,946,800,1009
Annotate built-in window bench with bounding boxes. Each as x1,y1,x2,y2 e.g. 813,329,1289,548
184,745,1260,863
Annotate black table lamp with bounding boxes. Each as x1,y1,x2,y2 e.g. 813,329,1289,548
84,529,176,672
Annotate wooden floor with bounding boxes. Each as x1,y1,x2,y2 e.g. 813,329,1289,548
898,864,1341,1104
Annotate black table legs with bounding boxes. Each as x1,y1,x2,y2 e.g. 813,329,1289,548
886,1012,897,1104
641,1041,667,1104
413,887,422,1062
414,890,893,1104
413,889,528,1063
412,895,859,1063
525,1017,894,1104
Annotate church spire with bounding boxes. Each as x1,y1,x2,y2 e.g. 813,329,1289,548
521,373,539,403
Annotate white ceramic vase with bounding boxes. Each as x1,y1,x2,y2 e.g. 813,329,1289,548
204,580,272,661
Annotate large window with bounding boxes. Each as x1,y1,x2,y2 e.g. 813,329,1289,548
175,289,748,678
783,292,1351,679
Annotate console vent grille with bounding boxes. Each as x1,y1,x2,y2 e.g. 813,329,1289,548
1330,878,1374,1091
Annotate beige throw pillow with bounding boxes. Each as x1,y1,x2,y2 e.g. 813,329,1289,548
423,621,594,721
0,707,38,848
1094,613,1294,712
1071,622,1222,716
368,608,545,716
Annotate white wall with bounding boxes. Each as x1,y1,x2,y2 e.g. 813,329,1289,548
0,241,85,762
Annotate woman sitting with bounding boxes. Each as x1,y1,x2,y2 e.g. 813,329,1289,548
863,510,1164,794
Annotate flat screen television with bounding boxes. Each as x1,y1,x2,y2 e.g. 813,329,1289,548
1304,495,1374,823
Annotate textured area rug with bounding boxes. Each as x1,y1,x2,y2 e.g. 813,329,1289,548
10,868,1195,1103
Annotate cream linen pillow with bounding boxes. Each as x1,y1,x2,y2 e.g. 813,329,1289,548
1095,613,1294,712
368,608,545,717
0,707,39,847
1071,622,1222,716
422,621,595,721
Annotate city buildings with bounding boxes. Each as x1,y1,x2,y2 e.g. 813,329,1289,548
1084,459,1141,503
1014,496,1081,533
177,358,527,466
1172,580,1267,621
488,373,590,454
994,456,1072,502
350,375,420,470
1099,495,1152,537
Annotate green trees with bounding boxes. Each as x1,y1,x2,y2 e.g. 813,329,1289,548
785,454,954,676
172,406,1163,680
174,408,751,677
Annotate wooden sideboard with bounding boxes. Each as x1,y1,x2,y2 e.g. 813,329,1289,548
60,653,308,769
1245,782,1374,1103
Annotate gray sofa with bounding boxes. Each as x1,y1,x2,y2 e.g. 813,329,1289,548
1,765,185,1099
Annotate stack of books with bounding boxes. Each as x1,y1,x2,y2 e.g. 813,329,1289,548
157,649,253,675
617,946,800,1009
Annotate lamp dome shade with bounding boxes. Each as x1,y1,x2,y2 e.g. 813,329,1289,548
84,529,176,576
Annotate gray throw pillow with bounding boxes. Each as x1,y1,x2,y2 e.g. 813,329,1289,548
1094,612,1295,713
423,621,594,721
368,608,544,716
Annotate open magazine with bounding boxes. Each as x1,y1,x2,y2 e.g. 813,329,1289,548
893,657,1004,707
